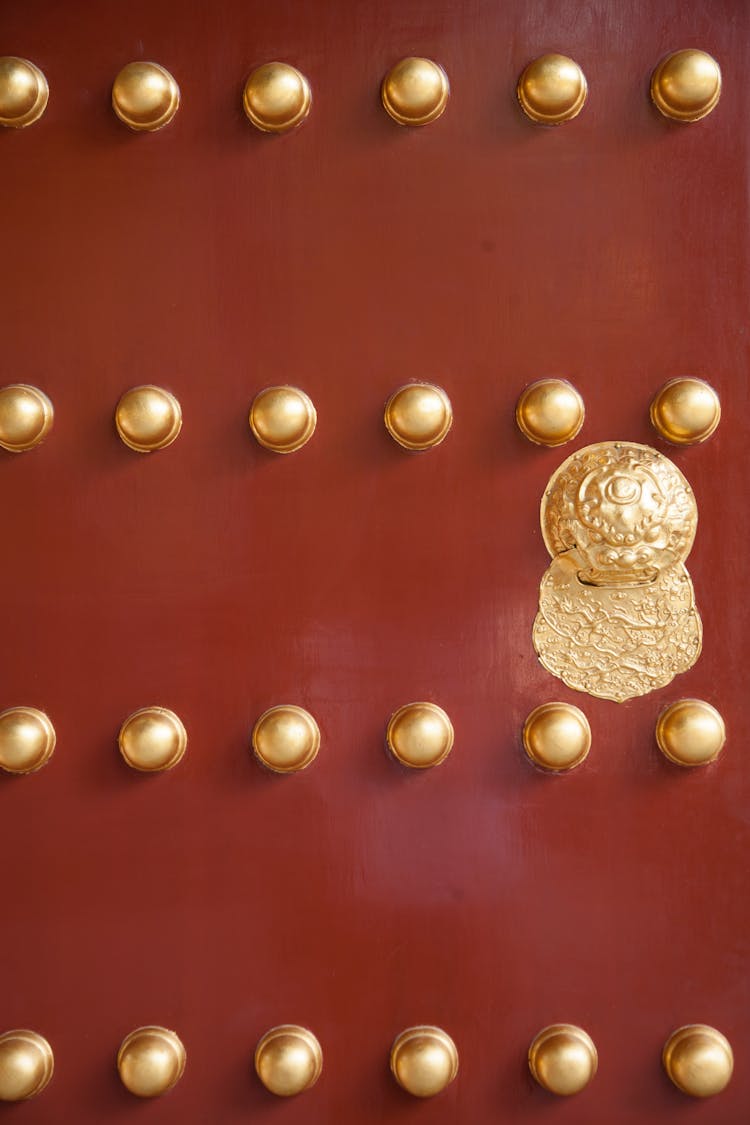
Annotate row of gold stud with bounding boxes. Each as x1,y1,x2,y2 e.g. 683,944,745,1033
0,50,722,132
0,698,726,776
0,378,722,455
0,1021,733,1101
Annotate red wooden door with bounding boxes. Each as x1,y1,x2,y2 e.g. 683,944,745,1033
1,1,748,1121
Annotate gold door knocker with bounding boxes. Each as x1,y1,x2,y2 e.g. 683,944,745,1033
533,442,702,702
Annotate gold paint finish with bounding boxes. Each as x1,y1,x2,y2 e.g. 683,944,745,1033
384,383,453,450
390,1026,458,1097
118,707,187,772
523,702,591,772
387,702,454,769
656,699,726,767
517,54,588,124
516,379,584,447
651,50,721,123
528,1024,597,1096
0,57,48,128
663,1025,733,1097
112,62,180,131
381,57,450,126
243,63,311,133
117,1026,186,1098
254,1025,322,1096
650,377,721,445
0,1031,53,1101
0,708,55,775
0,384,53,452
115,385,182,452
252,705,320,773
249,386,317,453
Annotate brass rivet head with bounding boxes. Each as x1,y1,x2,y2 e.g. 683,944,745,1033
252,705,320,773
117,1026,186,1098
651,50,721,122
517,54,588,124
384,383,453,450
112,61,180,131
254,1025,323,1096
243,63,312,133
0,1030,54,1101
0,707,55,775
650,377,721,445
523,702,591,772
118,707,187,772
390,1026,458,1097
0,384,54,452
656,699,725,767
516,379,584,446
529,1024,598,1096
386,702,454,769
249,386,317,453
0,57,48,128
663,1025,733,1097
381,57,450,126
115,385,182,452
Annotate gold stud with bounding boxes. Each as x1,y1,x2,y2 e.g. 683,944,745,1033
243,63,312,133
0,57,48,128
249,386,316,453
663,1025,733,1097
0,1030,53,1101
655,699,725,767
0,384,54,453
115,385,182,452
650,378,721,445
252,705,320,773
522,702,591,772
528,1024,598,1096
390,1026,458,1097
112,61,180,131
386,702,454,769
651,50,721,123
381,57,449,127
254,1025,322,1096
0,707,55,775
117,1026,186,1098
517,54,588,125
384,383,453,451
118,707,187,772
516,379,584,447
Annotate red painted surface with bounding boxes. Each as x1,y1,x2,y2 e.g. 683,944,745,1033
1,1,748,1121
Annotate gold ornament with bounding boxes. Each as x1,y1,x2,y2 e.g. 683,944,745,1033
254,1025,322,1096
117,1026,186,1097
112,62,180,131
384,383,453,450
651,50,721,123
656,699,725,767
381,57,449,126
390,1026,458,1097
517,54,587,124
386,702,454,768
650,378,720,445
115,385,182,452
0,385,53,452
252,706,320,773
0,1030,54,1101
0,707,55,774
249,386,316,453
516,379,584,446
528,1024,597,1096
243,63,311,133
0,57,48,128
662,1025,733,1097
522,702,591,772
118,707,187,772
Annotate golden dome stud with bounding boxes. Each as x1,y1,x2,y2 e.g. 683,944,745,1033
517,54,588,125
243,63,312,133
0,384,54,452
252,705,320,773
528,1024,598,1096
254,1025,323,1096
118,707,187,772
384,383,453,450
662,1025,733,1097
0,57,48,128
390,1026,458,1097
117,1026,186,1098
522,702,591,772
112,61,180,131
0,1030,54,1101
0,707,55,775
115,385,182,452
655,699,726,767
249,386,317,453
381,57,450,126
516,379,584,446
651,50,721,123
650,377,721,445
386,702,454,769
